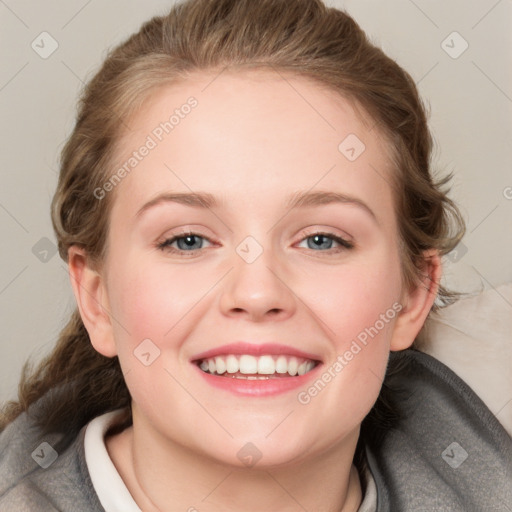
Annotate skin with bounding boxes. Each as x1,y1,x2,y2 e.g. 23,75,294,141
69,69,441,511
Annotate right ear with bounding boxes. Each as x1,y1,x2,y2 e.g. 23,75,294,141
67,246,117,357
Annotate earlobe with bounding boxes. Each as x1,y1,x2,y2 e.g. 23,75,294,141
67,246,117,358
390,249,442,351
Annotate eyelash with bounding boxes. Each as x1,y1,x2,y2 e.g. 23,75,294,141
156,231,354,255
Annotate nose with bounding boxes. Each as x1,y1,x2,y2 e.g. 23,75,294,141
219,243,297,322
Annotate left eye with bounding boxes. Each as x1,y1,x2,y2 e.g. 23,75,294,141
158,234,212,252
297,233,353,251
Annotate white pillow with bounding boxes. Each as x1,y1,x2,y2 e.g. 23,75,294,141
417,281,512,438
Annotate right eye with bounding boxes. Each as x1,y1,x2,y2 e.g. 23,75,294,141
156,233,213,254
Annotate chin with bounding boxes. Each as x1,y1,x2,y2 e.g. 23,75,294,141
202,428,321,471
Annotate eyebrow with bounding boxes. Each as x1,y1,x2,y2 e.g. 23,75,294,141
136,192,217,218
135,190,377,223
286,191,377,222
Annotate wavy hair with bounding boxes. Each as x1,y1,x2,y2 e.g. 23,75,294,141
1,0,465,449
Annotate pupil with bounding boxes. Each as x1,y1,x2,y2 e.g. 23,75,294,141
178,235,201,250
310,235,332,250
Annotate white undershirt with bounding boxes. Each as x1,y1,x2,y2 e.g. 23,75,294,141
84,410,141,512
84,411,377,512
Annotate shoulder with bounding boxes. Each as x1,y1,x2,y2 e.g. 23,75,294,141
386,349,511,444
0,402,105,512
364,349,512,511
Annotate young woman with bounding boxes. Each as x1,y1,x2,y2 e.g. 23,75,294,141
1,0,510,510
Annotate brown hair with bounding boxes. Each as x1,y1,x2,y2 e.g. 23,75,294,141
1,0,465,440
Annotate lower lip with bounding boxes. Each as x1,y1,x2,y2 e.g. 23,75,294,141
193,363,323,397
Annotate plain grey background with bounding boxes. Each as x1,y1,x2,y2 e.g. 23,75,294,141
1,0,511,403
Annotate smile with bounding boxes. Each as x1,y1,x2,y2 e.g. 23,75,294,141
197,354,318,379
191,342,323,396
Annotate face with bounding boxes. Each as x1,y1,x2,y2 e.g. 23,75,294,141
92,69,408,467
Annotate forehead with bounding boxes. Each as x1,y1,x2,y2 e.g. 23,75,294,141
109,68,395,218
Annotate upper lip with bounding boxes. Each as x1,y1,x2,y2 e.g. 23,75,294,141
191,342,322,362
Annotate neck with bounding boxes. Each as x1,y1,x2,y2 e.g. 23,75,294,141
107,413,362,512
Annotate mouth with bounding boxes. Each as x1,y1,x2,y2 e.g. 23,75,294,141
196,354,319,379
191,342,323,396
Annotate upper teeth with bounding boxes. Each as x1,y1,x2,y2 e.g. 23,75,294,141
198,354,316,376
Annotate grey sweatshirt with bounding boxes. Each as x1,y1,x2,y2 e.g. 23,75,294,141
1,349,511,511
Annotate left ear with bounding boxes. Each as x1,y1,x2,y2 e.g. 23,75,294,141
390,249,442,351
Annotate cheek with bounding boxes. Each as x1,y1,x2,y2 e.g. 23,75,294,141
296,254,402,411
104,263,204,410
108,259,212,344
297,302,399,439
305,252,403,343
